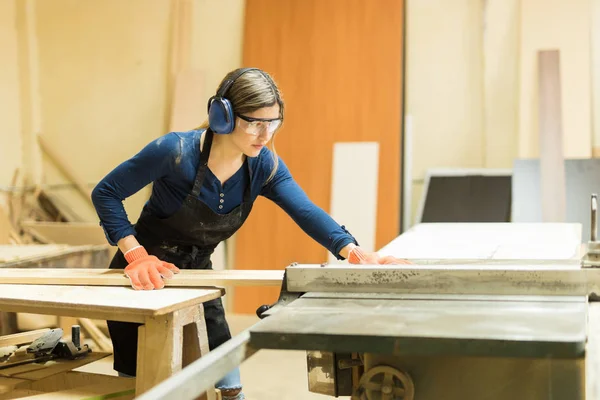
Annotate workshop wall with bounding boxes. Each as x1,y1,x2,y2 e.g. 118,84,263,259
405,0,594,226
0,0,22,192
1,0,245,220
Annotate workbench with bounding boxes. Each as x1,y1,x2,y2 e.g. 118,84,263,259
0,244,111,336
0,284,224,398
138,222,599,400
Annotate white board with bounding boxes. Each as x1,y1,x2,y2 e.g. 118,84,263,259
328,142,379,264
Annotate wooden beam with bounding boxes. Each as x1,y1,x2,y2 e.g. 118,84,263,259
0,268,284,288
0,329,49,347
15,380,135,399
37,136,93,207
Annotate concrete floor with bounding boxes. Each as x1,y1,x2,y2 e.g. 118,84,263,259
75,314,339,400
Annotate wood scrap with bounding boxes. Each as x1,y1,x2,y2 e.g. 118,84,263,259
0,329,49,348
16,380,135,400
0,389,44,400
0,244,110,269
0,377,31,395
9,352,111,380
18,371,133,395
0,268,284,287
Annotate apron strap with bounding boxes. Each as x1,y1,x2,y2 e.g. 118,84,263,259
242,161,252,203
191,129,213,198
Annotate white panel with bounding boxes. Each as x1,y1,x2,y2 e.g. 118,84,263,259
328,142,379,264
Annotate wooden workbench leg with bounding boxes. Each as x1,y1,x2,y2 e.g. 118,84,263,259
181,305,216,400
136,313,182,396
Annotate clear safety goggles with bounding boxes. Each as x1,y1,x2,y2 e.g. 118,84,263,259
237,114,282,136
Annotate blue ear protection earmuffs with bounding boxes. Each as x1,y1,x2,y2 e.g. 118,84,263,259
207,67,261,134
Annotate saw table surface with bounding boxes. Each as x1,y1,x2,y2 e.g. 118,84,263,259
250,295,588,358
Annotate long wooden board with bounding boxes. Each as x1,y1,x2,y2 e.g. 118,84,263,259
0,268,284,288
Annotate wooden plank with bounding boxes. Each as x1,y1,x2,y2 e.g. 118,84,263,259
538,50,566,223
0,329,49,347
0,245,70,263
0,362,47,378
11,352,111,380
0,376,29,394
19,371,128,393
0,268,284,287
0,285,224,323
0,244,109,269
16,380,135,399
0,389,44,400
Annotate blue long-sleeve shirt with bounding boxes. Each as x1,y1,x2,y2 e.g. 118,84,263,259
91,129,357,259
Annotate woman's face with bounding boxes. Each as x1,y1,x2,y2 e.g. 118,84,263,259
230,104,281,157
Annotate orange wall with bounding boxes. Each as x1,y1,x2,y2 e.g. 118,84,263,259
234,0,405,313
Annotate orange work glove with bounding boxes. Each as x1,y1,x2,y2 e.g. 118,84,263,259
348,245,412,265
123,246,180,290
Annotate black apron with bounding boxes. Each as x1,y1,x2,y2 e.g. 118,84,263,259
107,130,254,376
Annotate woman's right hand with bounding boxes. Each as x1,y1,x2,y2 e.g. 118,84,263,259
123,246,180,290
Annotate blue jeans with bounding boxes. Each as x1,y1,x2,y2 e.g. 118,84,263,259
118,367,244,400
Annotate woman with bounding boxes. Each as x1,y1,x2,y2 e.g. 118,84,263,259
91,67,406,400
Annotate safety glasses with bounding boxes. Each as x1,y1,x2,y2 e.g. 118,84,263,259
237,114,282,136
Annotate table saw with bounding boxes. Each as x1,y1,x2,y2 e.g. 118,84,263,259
138,199,600,400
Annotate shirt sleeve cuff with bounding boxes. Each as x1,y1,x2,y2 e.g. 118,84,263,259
99,222,137,247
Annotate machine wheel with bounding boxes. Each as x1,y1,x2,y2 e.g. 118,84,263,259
353,365,415,400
